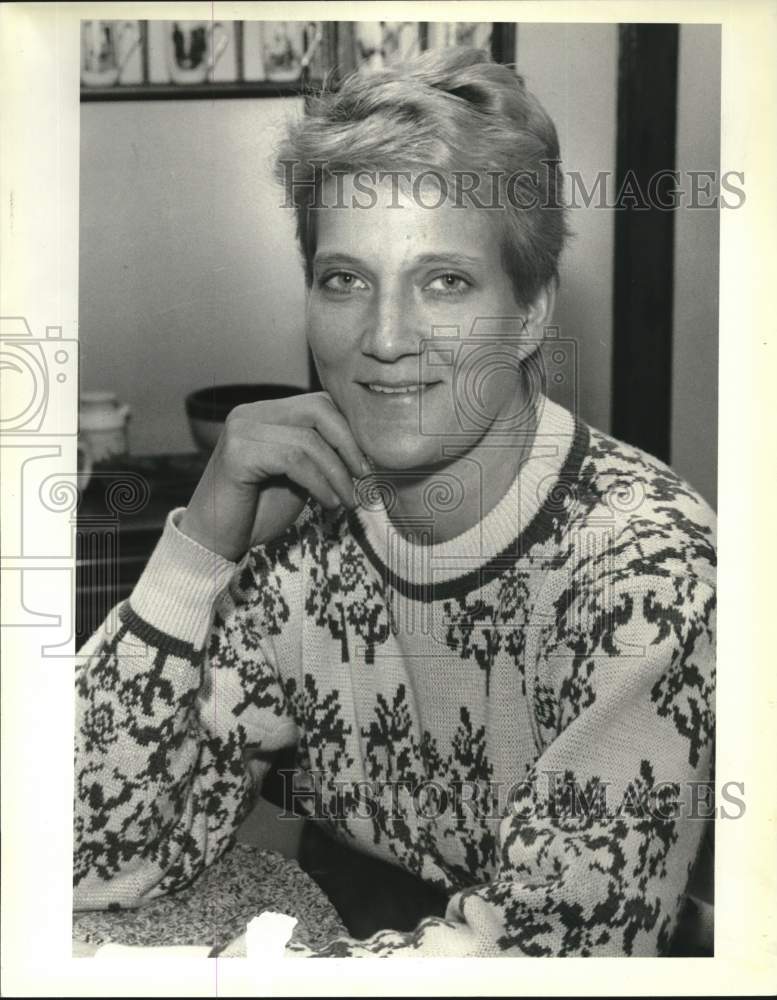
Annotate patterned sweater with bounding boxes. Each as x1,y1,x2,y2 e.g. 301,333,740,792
73,395,717,957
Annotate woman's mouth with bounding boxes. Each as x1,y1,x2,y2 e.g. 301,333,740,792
360,381,440,397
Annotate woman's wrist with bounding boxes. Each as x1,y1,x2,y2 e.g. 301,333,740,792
178,506,251,562
127,508,239,646
178,507,226,558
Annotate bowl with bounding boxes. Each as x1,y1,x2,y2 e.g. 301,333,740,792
185,383,307,454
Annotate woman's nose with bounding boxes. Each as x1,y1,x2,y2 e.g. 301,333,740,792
360,287,421,361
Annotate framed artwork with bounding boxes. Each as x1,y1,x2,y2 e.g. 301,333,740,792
80,20,517,100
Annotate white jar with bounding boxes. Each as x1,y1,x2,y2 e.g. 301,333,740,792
79,390,131,463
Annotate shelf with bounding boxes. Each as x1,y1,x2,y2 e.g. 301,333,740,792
79,21,517,103
81,80,318,102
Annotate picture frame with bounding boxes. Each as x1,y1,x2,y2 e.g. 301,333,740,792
80,20,518,100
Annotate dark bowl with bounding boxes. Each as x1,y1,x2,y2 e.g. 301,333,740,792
185,383,306,452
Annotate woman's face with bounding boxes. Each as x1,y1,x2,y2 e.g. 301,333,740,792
306,174,545,471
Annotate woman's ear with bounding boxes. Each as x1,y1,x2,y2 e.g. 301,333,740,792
524,280,557,337
517,280,558,362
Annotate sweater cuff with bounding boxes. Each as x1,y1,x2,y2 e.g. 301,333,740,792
128,507,238,648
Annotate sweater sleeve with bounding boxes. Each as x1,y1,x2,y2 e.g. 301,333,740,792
285,534,716,957
73,508,299,910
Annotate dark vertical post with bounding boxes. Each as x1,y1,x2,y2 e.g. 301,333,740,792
612,24,679,461
492,23,517,65
140,20,149,85
235,20,244,82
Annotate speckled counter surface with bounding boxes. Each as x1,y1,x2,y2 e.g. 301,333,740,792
72,844,347,954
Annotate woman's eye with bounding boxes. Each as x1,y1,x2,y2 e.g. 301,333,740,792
426,273,471,296
321,272,368,294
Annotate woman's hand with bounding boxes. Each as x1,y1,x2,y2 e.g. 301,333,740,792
179,391,370,561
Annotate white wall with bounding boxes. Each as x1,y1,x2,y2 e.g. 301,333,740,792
671,25,720,509
517,23,619,434
79,97,309,455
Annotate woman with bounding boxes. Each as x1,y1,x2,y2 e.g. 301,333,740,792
74,47,716,957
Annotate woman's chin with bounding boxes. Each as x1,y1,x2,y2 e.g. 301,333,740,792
361,438,449,474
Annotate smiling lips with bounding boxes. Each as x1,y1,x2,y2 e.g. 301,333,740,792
361,381,440,396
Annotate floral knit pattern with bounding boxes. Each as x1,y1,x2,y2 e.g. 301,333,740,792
73,398,716,957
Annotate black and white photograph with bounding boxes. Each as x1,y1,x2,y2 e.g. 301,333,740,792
1,1,775,995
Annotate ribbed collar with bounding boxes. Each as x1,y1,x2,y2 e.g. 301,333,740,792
347,395,589,594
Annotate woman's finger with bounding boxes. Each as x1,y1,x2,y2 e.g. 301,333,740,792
299,392,372,478
232,422,358,510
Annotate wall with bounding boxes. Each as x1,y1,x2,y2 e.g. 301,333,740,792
671,25,721,509
79,97,309,455
516,23,618,434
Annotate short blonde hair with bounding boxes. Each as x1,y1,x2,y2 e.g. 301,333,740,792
275,46,569,308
